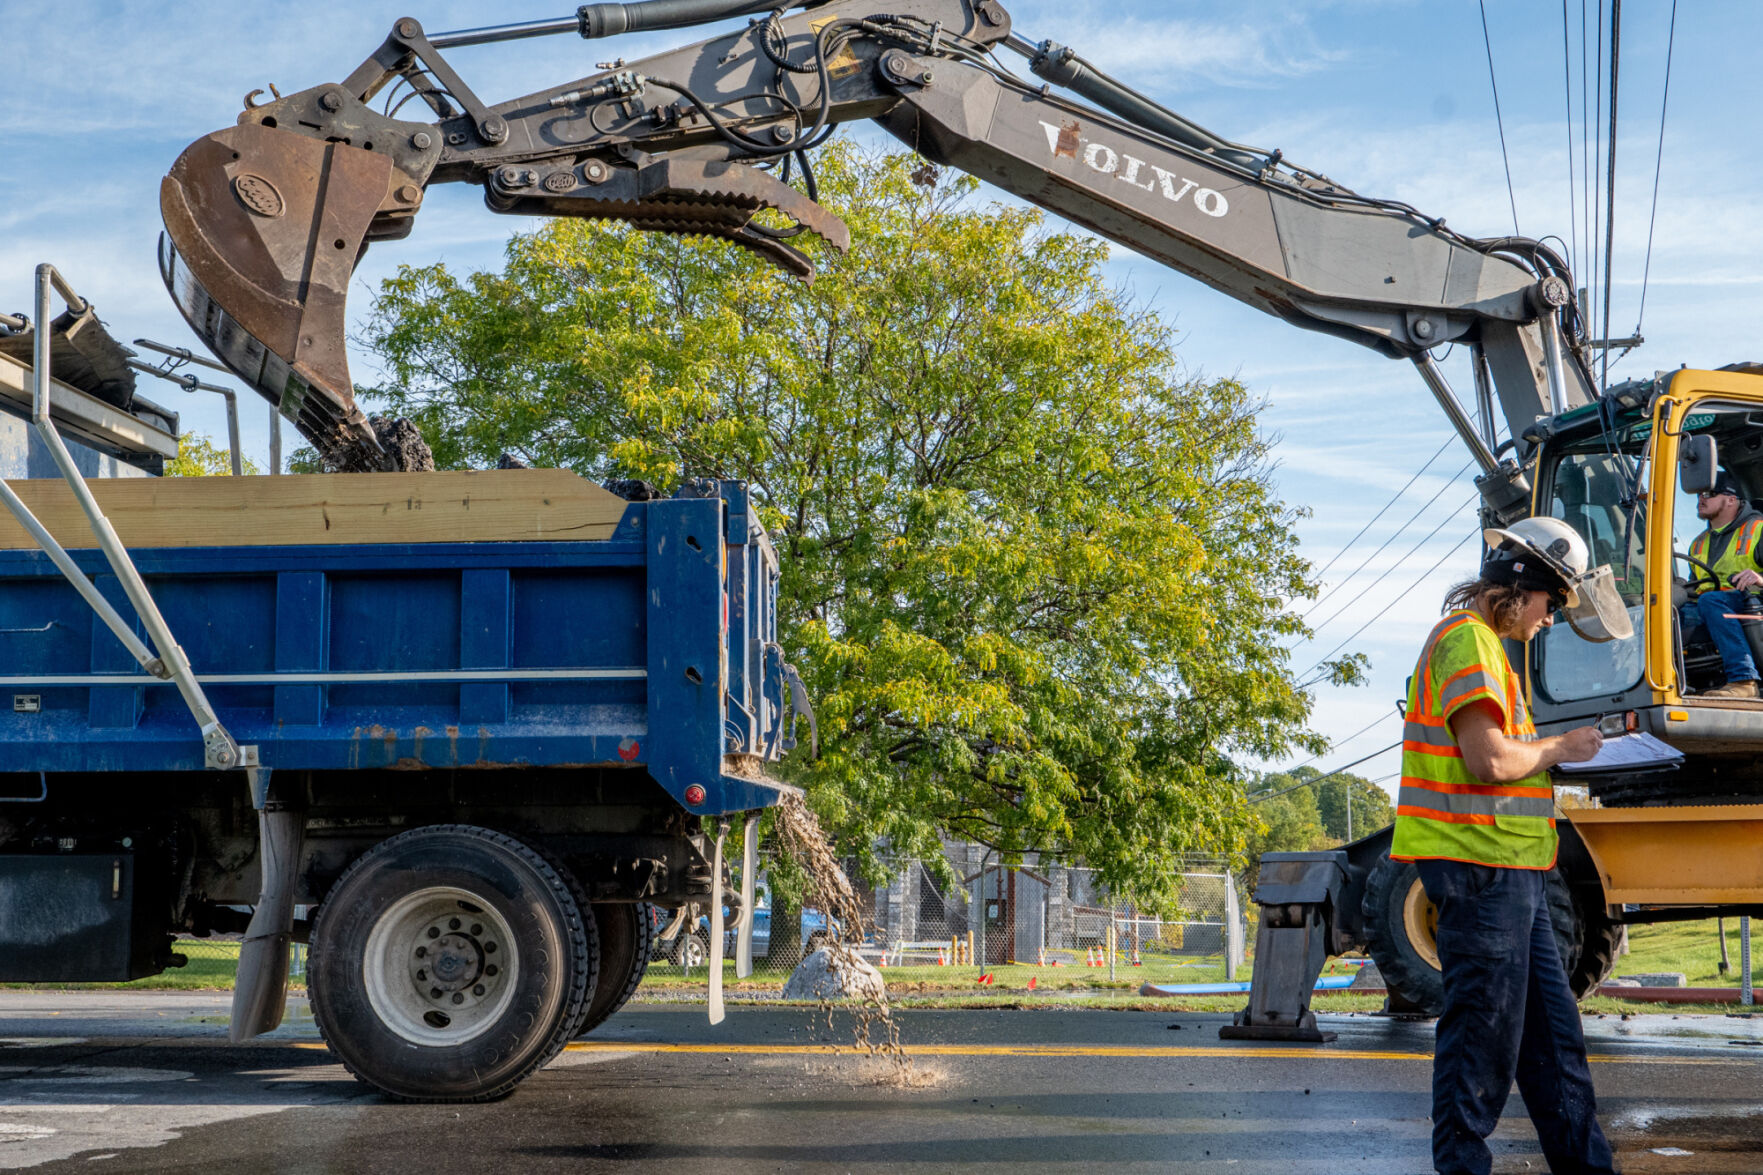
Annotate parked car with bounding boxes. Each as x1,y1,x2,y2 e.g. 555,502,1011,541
653,880,836,965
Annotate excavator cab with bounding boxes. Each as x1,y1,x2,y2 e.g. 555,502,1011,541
1526,367,1763,801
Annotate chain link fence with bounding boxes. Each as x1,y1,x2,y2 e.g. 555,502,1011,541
651,849,1251,985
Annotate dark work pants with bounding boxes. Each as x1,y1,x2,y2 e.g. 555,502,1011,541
1415,860,1616,1175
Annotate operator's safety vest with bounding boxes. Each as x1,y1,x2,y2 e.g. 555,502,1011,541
1390,609,1557,870
1688,508,1763,595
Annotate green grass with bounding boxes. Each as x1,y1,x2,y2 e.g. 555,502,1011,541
0,940,304,993
639,953,1264,992
8,919,1756,1010
1607,918,1754,987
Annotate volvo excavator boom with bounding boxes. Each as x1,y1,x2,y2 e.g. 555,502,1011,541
161,0,1598,489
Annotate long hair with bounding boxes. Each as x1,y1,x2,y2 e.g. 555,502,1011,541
1441,578,1529,637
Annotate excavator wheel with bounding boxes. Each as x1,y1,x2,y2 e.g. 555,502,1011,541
1567,908,1625,999
1360,854,1581,1015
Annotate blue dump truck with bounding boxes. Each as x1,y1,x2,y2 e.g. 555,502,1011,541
0,275,805,1101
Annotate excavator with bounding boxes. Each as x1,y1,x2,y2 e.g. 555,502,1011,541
158,0,1763,1037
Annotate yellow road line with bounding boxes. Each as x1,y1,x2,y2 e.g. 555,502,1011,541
559,1041,1750,1065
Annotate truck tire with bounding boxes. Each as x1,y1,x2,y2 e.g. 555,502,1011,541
1360,855,1580,1016
573,901,654,1037
308,824,598,1102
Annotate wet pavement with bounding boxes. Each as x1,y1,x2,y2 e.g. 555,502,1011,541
0,993,1759,1172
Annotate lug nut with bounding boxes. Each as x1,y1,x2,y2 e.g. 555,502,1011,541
428,927,440,939
449,918,461,930
415,946,427,958
416,969,427,981
473,984,486,996
452,993,465,1005
485,964,499,977
430,987,443,999
470,924,482,936
484,942,497,953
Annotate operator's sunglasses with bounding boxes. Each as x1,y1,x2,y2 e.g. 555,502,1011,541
1699,490,1735,499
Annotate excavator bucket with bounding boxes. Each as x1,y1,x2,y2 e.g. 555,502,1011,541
160,123,414,471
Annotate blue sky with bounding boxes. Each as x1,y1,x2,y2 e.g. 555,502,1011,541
5,2,1759,793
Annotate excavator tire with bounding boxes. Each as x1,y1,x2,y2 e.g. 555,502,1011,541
1361,854,1581,1016
1568,910,1625,999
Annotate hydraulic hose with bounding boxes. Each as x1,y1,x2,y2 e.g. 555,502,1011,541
577,0,812,39
1015,39,1267,172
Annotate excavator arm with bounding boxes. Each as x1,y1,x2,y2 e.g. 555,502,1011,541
161,0,1597,484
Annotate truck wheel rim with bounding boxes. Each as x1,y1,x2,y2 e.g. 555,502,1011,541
362,886,520,1046
683,937,705,966
1402,879,1442,971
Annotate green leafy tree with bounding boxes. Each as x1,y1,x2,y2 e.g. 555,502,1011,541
358,142,1345,908
166,433,258,477
1241,770,1333,890
1315,768,1396,843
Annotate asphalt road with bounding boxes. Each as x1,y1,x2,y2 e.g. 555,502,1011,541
1,993,1760,1173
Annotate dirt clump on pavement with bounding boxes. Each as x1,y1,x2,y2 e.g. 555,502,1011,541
771,794,912,1081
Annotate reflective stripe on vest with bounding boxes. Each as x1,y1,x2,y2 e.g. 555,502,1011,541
1690,513,1763,593
1389,609,1557,869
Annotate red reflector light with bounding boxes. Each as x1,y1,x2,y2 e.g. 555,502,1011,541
684,785,707,806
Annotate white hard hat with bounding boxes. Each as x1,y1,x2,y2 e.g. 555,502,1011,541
1482,516,1632,642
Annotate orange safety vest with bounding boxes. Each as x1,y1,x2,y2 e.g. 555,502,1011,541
1389,609,1557,870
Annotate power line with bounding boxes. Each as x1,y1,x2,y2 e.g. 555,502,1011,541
1478,0,1522,235
1561,0,1579,280
1305,474,1475,632
1600,0,1622,392
1634,0,1676,336
1300,524,1480,682
1590,0,1604,348
1279,708,1400,777
1307,432,1457,586
1586,0,1600,301
1250,741,1403,806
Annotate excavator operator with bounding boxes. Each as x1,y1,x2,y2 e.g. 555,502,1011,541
1391,516,1617,1175
1683,470,1763,698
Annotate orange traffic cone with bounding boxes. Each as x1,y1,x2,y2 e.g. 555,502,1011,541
937,947,947,966
1027,976,1038,991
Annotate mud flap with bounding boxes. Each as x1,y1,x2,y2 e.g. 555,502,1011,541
707,822,727,1025
735,815,758,979
1218,852,1347,1044
231,773,304,1043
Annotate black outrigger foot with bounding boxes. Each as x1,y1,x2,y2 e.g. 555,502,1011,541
1218,852,1348,1044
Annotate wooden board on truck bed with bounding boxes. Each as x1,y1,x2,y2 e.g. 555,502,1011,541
0,468,629,548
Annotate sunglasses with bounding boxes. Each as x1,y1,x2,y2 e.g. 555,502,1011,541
1698,490,1734,499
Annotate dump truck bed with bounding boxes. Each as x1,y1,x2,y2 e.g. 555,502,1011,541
0,469,794,815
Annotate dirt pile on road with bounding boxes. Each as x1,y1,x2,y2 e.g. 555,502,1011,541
770,794,911,1080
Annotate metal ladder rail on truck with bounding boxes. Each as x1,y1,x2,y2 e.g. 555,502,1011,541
141,0,1763,1050
0,265,812,1100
